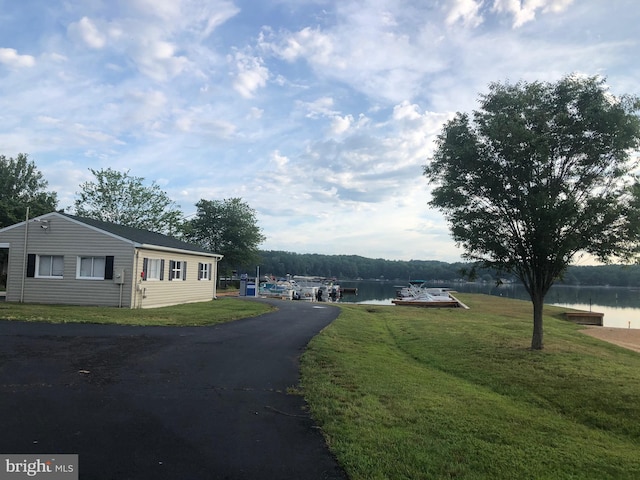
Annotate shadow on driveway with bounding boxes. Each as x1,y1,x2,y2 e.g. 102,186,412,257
0,298,347,479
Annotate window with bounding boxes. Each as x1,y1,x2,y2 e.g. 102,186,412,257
169,260,187,281
198,262,212,280
142,258,164,281
36,255,64,278
77,256,106,279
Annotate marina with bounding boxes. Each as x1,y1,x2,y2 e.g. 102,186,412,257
243,276,640,328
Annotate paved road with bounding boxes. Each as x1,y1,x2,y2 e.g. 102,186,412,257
0,298,347,479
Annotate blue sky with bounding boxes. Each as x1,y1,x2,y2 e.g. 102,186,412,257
1,0,638,262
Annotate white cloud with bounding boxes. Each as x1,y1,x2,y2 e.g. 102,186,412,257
130,35,190,81
129,0,239,38
330,115,353,135
492,0,575,28
446,0,484,28
247,107,264,119
270,150,290,168
231,51,269,98
0,48,35,68
298,97,338,118
67,17,106,49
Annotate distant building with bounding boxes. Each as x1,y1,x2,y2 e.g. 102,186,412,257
0,212,223,308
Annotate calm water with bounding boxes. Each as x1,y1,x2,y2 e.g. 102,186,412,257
338,281,640,329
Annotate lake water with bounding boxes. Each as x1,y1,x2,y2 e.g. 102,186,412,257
337,281,640,329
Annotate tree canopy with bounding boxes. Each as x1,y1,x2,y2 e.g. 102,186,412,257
74,168,183,235
0,153,58,228
423,75,640,350
181,198,265,274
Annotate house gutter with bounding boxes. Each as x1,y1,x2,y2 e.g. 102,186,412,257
20,207,29,303
212,256,223,299
133,250,139,308
136,243,223,259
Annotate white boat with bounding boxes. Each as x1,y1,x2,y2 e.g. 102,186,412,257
393,281,462,307
259,279,296,300
293,275,341,302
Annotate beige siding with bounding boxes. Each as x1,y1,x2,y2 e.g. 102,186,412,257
134,249,216,308
0,214,135,307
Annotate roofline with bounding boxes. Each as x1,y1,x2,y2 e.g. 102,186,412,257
0,211,67,234
137,244,223,259
55,212,139,246
1,212,223,258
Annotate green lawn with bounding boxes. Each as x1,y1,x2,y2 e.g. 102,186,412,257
0,297,273,326
301,294,640,480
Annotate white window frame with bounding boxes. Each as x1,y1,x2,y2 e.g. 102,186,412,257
198,262,210,281
36,255,64,278
170,260,185,281
76,256,106,280
146,258,163,281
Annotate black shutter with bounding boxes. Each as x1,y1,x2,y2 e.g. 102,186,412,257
142,257,148,281
169,260,175,281
183,261,187,281
160,260,165,280
26,254,36,277
104,256,114,280
208,263,212,280
198,262,203,280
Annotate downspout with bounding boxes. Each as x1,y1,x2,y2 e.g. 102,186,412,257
20,207,29,303
133,250,139,308
213,256,221,299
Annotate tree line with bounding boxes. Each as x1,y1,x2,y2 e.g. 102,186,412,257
257,250,640,287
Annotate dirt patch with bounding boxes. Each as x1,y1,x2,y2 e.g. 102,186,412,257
581,327,640,353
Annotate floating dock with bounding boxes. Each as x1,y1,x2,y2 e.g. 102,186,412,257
564,311,604,326
392,293,468,309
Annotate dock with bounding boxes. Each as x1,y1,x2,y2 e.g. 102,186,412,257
392,299,461,308
564,311,604,326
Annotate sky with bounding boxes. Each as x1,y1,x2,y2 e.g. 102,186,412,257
1,0,638,263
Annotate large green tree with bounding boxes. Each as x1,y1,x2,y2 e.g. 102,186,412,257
0,153,58,227
424,75,640,350
181,198,265,274
74,168,183,234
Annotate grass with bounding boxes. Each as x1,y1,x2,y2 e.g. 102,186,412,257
301,293,640,480
0,297,273,326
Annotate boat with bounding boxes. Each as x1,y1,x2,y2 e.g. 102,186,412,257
259,277,296,300
392,281,466,308
293,275,341,302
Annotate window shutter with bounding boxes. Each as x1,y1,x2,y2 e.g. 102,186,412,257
142,257,148,281
198,262,202,280
169,260,175,281
208,263,212,280
160,260,165,280
26,254,36,278
104,256,114,280
183,262,187,281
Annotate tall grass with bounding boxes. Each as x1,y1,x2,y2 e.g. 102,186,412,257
302,294,640,479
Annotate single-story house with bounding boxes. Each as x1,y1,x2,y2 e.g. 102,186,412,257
0,212,223,308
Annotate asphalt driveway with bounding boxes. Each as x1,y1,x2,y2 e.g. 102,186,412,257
0,298,347,479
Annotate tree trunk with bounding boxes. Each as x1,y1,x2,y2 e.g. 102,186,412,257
531,294,544,350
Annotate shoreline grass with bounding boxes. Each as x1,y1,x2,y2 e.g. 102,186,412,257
0,297,273,326
301,293,640,479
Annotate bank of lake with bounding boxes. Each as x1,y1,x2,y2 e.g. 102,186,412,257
338,281,640,329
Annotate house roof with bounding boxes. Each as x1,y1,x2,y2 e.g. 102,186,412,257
60,213,221,258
